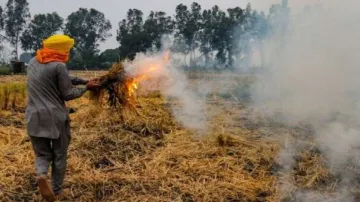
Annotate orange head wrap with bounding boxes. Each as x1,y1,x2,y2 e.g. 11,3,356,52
36,34,75,64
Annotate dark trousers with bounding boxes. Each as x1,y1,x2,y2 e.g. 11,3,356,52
29,133,70,195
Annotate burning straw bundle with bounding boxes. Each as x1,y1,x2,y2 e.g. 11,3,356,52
90,62,138,109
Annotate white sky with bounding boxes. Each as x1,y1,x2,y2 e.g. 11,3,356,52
0,0,315,52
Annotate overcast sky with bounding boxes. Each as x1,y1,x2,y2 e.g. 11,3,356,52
0,0,315,51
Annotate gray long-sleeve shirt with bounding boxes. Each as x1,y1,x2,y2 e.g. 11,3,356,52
26,58,87,139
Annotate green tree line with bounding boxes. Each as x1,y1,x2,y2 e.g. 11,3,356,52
0,0,289,70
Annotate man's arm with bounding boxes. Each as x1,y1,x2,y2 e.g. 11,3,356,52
56,64,87,101
70,76,88,86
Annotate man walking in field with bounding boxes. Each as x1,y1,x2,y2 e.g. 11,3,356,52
26,34,100,202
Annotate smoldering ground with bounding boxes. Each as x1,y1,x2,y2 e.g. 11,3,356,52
251,0,360,200
120,0,360,199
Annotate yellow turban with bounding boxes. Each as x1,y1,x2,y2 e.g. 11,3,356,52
42,34,75,52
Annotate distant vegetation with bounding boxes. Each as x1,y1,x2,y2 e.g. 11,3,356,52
0,65,11,75
0,82,26,110
0,0,290,70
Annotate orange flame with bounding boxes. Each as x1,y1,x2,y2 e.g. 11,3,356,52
127,80,137,97
164,51,170,62
126,51,170,100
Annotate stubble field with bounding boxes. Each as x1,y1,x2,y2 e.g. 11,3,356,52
0,71,350,202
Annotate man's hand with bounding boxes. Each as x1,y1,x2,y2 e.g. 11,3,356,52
86,78,99,84
86,79,101,91
89,78,99,82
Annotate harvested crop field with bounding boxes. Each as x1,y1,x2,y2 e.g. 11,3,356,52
0,72,358,202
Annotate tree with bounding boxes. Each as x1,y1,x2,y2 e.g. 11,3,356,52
174,2,202,65
248,11,268,67
4,0,30,60
143,11,174,51
224,6,245,67
112,3,270,70
199,5,226,67
0,6,5,41
20,12,63,53
98,48,120,69
199,8,214,66
210,7,228,65
65,8,112,68
117,9,149,60
0,6,5,52
117,9,174,60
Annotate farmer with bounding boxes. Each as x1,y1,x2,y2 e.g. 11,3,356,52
26,34,100,201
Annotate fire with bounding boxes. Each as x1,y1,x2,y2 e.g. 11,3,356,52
127,80,138,97
126,76,147,98
164,51,170,62
125,51,170,99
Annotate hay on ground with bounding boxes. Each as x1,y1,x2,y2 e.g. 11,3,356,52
0,74,350,202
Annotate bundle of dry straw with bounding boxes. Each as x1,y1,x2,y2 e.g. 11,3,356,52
89,62,137,109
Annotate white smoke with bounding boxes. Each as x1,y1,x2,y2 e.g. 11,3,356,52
123,51,207,131
251,0,360,200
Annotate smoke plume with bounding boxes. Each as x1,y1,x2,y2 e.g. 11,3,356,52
123,51,207,131
251,0,360,200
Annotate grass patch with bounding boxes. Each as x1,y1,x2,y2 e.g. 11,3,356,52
0,82,27,110
0,65,11,75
